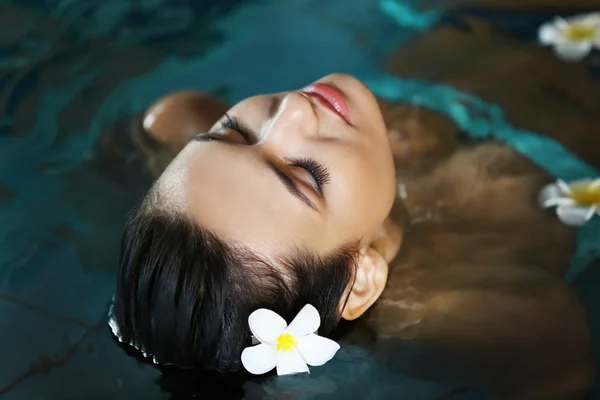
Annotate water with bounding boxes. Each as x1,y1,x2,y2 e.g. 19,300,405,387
1,1,599,399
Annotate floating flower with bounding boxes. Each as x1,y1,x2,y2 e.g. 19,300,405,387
539,13,600,62
241,304,340,376
539,178,600,226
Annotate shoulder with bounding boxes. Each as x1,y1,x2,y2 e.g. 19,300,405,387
391,142,575,277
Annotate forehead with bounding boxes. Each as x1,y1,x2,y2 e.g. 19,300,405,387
160,141,333,259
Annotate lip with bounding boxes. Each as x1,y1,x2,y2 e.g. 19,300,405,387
300,83,352,125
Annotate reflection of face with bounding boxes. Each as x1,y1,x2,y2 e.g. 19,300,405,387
161,74,396,260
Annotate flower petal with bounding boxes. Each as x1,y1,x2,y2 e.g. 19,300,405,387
568,12,600,26
539,22,560,45
569,178,596,187
589,178,600,189
276,347,310,376
556,179,573,195
296,333,341,367
588,206,598,219
286,304,321,337
538,183,574,208
556,205,595,226
554,41,592,62
248,309,287,344
554,17,569,30
241,343,279,375
545,197,576,207
592,32,600,49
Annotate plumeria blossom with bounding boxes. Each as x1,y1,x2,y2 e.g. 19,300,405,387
241,304,340,376
539,178,600,226
539,12,600,62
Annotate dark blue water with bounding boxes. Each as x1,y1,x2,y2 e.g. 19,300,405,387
1,1,598,399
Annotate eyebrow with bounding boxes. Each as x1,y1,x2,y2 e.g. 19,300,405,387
190,134,318,212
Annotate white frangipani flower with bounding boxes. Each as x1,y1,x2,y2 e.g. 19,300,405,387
539,12,600,62
241,304,340,376
539,178,600,226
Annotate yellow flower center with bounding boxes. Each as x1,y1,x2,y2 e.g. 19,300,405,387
564,24,598,41
570,184,600,207
276,333,297,352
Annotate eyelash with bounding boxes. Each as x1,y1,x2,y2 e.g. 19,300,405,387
220,114,330,194
289,157,330,195
220,114,255,144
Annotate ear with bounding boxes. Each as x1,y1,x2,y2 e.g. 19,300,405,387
340,246,389,321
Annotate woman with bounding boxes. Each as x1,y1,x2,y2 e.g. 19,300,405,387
112,73,594,399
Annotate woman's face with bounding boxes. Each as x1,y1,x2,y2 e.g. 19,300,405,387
161,74,396,259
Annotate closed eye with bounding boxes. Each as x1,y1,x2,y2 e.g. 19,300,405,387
219,114,256,144
189,133,321,212
190,114,256,144
287,157,330,196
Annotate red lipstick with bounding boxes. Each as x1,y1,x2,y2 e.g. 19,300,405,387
301,83,352,125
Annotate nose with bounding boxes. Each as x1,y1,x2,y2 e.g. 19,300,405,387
261,92,318,150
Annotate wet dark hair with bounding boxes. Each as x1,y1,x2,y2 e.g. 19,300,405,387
112,187,358,372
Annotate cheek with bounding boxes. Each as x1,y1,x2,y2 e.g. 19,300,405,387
330,156,394,224
351,144,395,193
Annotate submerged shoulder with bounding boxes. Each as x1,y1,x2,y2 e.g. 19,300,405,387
390,141,575,277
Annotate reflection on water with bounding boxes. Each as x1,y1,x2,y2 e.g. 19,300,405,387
1,0,599,399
